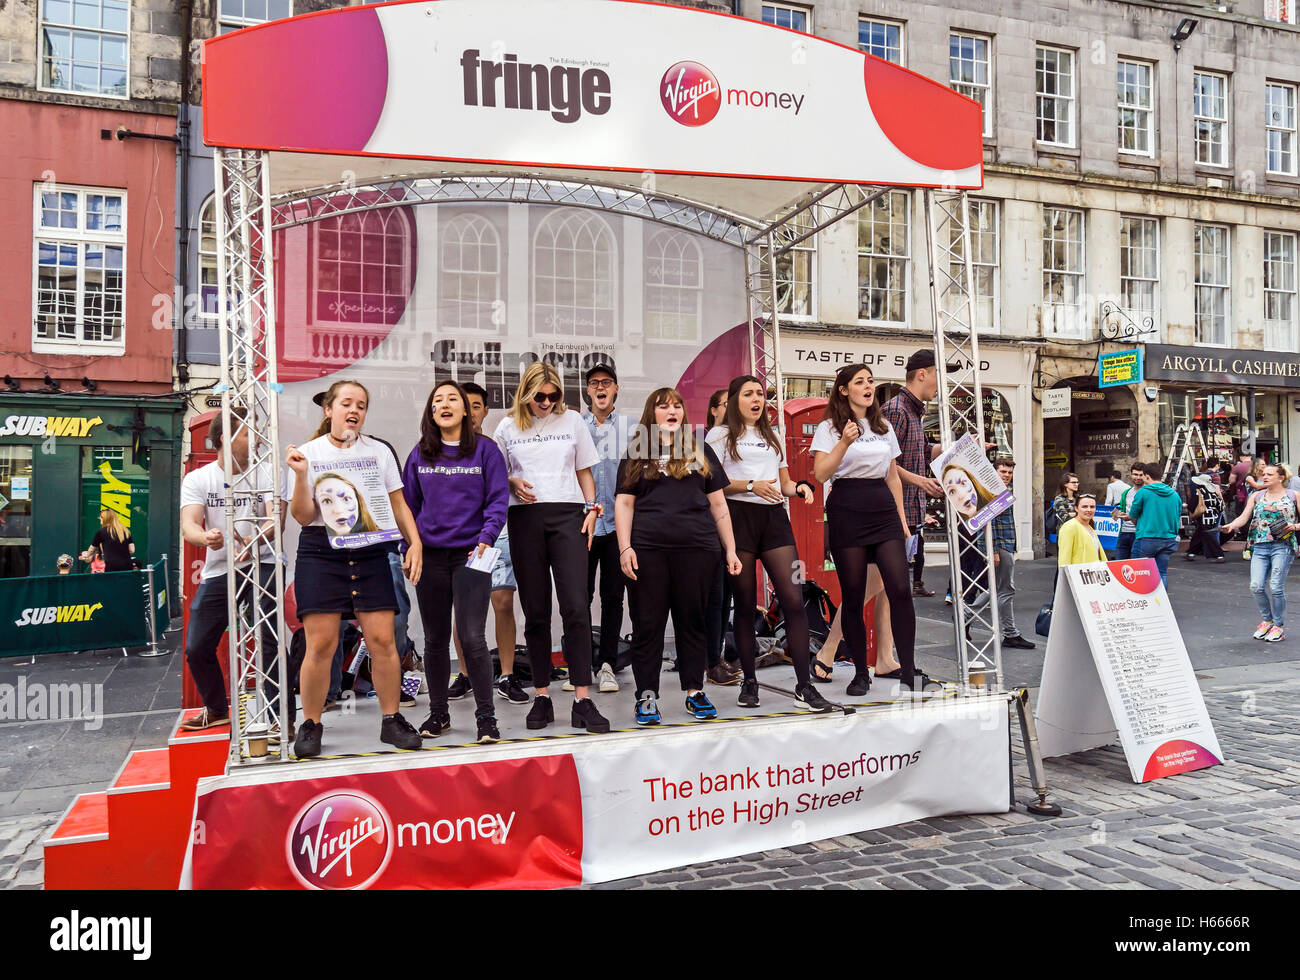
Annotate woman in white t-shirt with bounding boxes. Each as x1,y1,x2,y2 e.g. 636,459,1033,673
493,362,610,735
284,379,424,758
707,375,830,714
810,363,916,695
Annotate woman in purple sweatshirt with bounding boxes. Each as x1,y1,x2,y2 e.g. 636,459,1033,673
403,380,510,743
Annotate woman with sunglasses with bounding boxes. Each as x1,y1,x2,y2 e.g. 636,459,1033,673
707,375,832,712
617,388,742,724
811,364,917,693
493,362,610,734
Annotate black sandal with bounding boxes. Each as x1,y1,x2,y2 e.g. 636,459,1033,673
810,659,834,684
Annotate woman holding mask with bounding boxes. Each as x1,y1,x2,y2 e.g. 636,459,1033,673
707,375,831,712
811,364,916,694
494,362,610,734
403,381,510,743
285,379,423,757
617,388,741,725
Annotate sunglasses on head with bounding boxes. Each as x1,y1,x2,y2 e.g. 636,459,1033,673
1077,493,1097,502
532,390,562,405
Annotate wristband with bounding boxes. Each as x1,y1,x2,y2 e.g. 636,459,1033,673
620,546,632,555
584,501,605,516
795,480,815,496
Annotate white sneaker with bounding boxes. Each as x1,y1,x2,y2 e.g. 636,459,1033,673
562,678,576,692
1254,621,1273,640
597,663,619,693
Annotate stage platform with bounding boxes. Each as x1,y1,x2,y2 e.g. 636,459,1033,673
252,662,954,764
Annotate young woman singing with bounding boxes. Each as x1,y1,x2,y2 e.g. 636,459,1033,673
284,379,423,757
402,381,510,744
616,388,742,725
707,375,831,712
810,364,917,693
493,362,610,734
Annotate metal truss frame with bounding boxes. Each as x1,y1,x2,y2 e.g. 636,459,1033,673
215,148,291,763
269,172,761,246
925,189,1004,697
215,153,1002,763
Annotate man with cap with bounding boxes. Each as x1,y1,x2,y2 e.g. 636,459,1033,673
576,361,632,694
882,349,945,597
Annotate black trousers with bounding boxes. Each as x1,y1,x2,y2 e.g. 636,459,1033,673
627,548,714,697
704,556,729,668
185,563,286,717
587,531,627,670
1188,524,1225,560
413,545,495,720
508,503,593,688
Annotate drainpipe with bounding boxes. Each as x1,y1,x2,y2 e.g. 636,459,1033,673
175,0,194,386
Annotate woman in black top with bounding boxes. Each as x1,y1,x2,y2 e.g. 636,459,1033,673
84,509,134,571
616,388,741,726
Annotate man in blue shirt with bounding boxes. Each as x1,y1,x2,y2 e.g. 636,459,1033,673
580,363,632,694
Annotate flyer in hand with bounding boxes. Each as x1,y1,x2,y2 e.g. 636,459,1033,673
311,455,403,550
930,433,1013,533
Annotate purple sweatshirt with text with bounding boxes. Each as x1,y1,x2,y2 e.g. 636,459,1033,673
402,436,509,550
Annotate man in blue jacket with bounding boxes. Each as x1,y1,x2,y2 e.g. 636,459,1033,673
1129,461,1183,587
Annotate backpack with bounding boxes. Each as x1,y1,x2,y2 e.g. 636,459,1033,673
1044,503,1062,538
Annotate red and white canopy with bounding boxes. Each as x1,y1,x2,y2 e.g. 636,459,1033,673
202,0,983,222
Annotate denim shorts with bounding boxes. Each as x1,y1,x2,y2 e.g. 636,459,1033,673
294,527,398,617
490,528,515,592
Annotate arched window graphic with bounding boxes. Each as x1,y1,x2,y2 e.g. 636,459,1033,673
439,213,501,331
644,231,703,342
198,194,218,320
314,208,412,327
533,209,617,338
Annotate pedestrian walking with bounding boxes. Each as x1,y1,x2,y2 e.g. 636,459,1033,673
1185,464,1226,562
1221,462,1300,643
968,457,1034,648
1129,461,1183,588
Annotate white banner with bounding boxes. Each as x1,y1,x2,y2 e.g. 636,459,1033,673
1036,560,1224,782
577,697,1010,883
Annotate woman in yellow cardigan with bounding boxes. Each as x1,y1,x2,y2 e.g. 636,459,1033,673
1057,493,1107,565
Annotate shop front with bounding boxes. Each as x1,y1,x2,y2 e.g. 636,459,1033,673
1041,379,1140,504
0,394,184,588
1145,344,1300,473
780,331,1034,557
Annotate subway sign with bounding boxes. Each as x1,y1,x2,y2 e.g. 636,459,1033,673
0,414,103,438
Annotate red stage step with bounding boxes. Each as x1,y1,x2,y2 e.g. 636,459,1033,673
43,709,230,889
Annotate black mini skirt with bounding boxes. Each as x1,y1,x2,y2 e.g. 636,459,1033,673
727,499,796,553
294,527,398,618
825,478,906,550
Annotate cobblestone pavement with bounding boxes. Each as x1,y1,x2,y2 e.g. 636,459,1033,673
584,665,1300,890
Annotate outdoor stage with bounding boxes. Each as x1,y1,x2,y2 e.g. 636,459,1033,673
181,669,1013,889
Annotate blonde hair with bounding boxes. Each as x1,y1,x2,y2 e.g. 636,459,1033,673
100,508,128,542
510,362,567,431
312,380,371,439
313,471,379,533
941,462,999,507
1267,461,1293,483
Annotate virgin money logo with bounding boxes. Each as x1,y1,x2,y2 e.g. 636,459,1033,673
1111,559,1160,595
661,62,721,126
1121,564,1138,584
287,791,393,890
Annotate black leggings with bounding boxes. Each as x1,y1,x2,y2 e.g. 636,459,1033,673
730,545,811,687
508,503,593,689
830,539,915,686
414,546,495,720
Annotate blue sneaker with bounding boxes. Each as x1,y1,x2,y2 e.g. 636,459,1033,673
635,692,661,727
684,691,717,720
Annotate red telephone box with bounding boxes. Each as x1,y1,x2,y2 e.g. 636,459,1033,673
784,398,876,664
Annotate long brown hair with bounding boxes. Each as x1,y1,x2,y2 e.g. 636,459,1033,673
721,375,783,462
707,388,728,427
824,363,887,437
312,379,371,439
418,381,478,461
622,388,711,487
510,361,566,431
